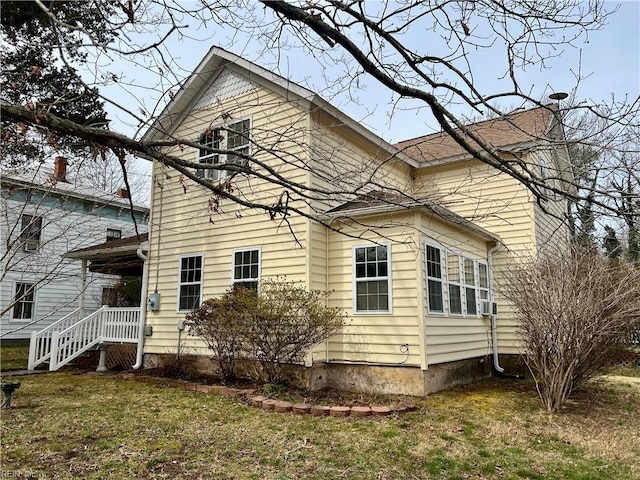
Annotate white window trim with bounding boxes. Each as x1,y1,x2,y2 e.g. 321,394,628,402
446,252,464,316
425,242,445,314
231,246,262,289
463,257,479,317
20,213,43,253
176,253,205,313
478,261,490,308
10,281,37,322
195,116,252,181
425,242,489,318
352,242,393,315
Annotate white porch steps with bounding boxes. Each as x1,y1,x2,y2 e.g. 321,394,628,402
28,306,141,371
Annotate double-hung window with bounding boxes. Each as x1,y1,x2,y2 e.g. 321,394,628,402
478,262,490,312
426,243,491,317
197,129,222,181
463,258,478,315
12,283,35,320
178,255,203,311
20,214,42,252
353,244,391,313
196,118,251,181
447,253,463,315
426,245,444,313
232,248,260,291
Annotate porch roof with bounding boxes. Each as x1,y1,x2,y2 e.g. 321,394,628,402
64,233,148,276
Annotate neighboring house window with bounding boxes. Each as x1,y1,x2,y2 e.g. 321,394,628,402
196,118,251,181
106,228,122,242
12,283,35,320
426,244,444,313
20,214,42,252
464,258,477,316
447,253,463,315
178,255,203,311
353,244,391,313
232,248,260,291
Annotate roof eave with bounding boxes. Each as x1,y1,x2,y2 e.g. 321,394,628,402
322,204,500,243
1,176,149,213
64,241,149,260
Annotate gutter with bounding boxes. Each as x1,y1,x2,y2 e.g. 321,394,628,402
487,243,504,373
132,245,149,369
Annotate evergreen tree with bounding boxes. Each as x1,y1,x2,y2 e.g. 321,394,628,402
602,225,622,259
1,1,114,167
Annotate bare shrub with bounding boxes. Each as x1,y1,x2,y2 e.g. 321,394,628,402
185,280,345,384
247,279,346,383
501,248,640,412
184,288,257,382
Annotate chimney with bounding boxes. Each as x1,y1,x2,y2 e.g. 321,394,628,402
116,188,130,199
53,156,68,181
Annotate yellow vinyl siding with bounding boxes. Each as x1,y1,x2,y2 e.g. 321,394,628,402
144,84,312,355
309,110,412,212
415,158,537,354
419,212,493,365
326,212,422,366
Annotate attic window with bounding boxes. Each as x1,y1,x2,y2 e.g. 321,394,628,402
196,118,251,181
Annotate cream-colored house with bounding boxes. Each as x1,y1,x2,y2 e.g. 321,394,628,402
139,47,570,395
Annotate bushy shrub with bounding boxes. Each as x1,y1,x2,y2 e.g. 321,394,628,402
185,280,345,383
184,287,257,381
501,248,640,412
247,279,346,383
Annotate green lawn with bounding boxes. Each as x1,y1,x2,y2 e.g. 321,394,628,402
0,343,29,371
1,368,639,480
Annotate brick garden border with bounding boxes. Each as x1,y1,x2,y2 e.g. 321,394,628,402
117,373,416,417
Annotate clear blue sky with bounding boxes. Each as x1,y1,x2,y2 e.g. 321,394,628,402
104,1,639,145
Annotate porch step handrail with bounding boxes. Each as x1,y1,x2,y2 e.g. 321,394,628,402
48,306,140,371
28,308,81,370
101,307,140,343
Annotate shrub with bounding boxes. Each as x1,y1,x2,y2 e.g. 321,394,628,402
247,279,346,383
501,248,640,412
184,287,257,381
185,280,345,384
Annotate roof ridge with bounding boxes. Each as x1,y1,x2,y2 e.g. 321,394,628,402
395,103,556,146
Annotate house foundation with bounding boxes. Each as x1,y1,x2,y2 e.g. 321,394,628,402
143,353,493,396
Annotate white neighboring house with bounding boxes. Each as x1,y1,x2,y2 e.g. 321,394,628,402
1,157,149,341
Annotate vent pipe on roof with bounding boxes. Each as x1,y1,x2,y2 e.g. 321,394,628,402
53,156,68,181
116,188,130,199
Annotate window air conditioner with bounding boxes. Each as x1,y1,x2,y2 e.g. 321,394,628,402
480,300,491,316
23,240,39,252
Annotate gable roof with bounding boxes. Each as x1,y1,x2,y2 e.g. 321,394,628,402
325,191,500,243
395,105,557,166
2,167,149,213
141,46,418,167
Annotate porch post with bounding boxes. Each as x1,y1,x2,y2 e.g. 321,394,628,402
79,259,88,317
96,344,108,373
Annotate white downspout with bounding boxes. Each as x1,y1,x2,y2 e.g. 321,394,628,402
132,246,149,369
487,243,504,374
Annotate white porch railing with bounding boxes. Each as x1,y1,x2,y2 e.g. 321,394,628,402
28,308,81,370
28,306,140,372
